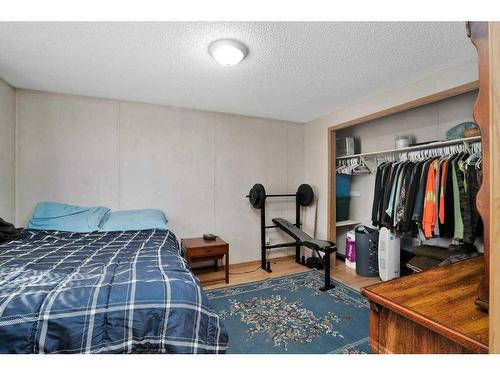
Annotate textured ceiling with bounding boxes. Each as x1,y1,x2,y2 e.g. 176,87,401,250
0,22,476,123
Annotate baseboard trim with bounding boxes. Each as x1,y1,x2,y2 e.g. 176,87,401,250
191,255,295,270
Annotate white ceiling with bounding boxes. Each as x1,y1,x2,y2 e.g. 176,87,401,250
0,22,476,123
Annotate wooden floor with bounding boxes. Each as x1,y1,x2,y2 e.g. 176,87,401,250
197,255,380,292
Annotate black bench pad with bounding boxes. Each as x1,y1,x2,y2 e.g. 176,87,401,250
272,218,335,251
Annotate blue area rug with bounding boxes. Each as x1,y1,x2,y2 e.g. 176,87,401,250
206,270,371,354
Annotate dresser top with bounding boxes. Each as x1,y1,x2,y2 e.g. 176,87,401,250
361,256,488,353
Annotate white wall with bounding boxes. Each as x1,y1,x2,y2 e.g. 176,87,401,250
15,90,304,264
303,60,478,240
0,78,16,223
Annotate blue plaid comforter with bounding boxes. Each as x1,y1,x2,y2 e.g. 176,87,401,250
0,229,228,354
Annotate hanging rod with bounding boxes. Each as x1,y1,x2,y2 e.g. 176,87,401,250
336,136,481,160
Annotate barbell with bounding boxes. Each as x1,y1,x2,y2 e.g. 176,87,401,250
247,183,314,209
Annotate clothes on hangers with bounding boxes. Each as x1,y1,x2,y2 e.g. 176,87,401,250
441,154,457,238
438,159,448,225
385,161,408,225
381,161,404,228
464,160,482,244
451,158,464,240
411,157,436,236
370,145,482,244
371,162,389,226
455,154,471,241
401,161,423,234
395,162,415,227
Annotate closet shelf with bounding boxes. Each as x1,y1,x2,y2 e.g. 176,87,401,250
336,136,481,160
336,220,360,228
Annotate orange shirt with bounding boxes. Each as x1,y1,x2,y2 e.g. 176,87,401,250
422,159,438,238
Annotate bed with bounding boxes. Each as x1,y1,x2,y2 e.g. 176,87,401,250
0,228,228,354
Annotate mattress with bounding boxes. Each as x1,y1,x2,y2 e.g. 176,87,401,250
0,229,228,354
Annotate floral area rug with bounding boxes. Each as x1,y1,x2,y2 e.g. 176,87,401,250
206,270,371,354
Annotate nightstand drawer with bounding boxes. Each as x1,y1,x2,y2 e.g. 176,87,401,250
188,246,227,259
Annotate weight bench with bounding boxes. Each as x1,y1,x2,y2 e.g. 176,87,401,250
246,183,336,292
272,218,336,291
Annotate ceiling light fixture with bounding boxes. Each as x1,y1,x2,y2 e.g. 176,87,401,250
209,39,248,67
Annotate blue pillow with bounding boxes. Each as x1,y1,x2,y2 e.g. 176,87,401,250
99,209,168,232
27,202,110,233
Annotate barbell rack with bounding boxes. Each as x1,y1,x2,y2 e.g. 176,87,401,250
246,183,315,272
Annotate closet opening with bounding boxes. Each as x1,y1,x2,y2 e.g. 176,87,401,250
327,81,482,281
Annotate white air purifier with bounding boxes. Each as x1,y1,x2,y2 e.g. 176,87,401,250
378,227,400,281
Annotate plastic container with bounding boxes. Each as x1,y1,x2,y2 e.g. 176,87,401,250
355,226,380,277
395,135,411,149
336,137,355,157
336,197,350,221
336,175,351,197
345,230,356,269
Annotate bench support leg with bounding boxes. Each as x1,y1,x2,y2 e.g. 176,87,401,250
319,251,335,291
295,243,301,264
261,205,272,273
294,199,303,265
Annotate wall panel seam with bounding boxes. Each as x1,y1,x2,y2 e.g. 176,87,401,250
117,101,121,209
14,89,18,224
212,111,216,233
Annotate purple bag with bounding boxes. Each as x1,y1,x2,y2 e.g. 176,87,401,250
345,230,356,269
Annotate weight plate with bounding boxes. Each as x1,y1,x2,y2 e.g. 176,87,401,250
249,183,266,209
297,184,314,207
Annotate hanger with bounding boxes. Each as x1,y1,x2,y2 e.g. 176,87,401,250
351,156,372,175
336,156,372,175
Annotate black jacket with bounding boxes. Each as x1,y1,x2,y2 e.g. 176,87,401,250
0,217,21,243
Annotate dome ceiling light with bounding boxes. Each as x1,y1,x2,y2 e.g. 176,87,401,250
209,39,248,67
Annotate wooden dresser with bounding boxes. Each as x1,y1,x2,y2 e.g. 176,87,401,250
361,256,488,354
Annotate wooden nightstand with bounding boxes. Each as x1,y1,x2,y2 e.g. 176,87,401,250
181,237,229,285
